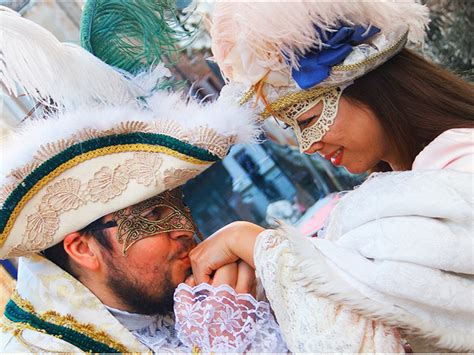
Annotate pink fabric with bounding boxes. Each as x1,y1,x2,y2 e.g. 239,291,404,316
412,128,474,173
299,194,340,236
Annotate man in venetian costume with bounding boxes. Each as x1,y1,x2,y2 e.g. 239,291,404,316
189,1,474,353
0,3,290,353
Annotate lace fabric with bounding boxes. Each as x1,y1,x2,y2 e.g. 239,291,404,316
174,283,288,353
106,306,188,353
277,87,342,152
254,229,404,353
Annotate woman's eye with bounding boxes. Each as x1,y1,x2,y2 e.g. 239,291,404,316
298,115,318,129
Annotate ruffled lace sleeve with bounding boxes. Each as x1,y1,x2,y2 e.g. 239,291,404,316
173,283,287,353
254,229,404,353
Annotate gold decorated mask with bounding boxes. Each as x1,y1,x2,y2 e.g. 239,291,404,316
112,188,196,255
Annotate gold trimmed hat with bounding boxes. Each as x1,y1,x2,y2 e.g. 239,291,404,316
211,1,430,121
0,5,258,258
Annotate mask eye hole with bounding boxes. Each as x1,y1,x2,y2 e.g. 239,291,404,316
297,114,319,130
141,206,174,221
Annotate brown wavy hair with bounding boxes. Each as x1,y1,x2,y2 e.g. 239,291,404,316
343,48,474,171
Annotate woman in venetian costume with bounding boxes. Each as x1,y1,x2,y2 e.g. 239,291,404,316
187,1,474,352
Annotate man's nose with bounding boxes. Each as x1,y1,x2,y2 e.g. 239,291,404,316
168,230,195,240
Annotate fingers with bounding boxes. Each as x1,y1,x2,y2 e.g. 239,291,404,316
189,221,262,284
189,229,237,284
184,274,196,287
235,261,256,295
189,247,213,285
212,262,238,288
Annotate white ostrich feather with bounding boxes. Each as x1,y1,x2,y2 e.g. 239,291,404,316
0,89,260,186
0,6,145,110
211,1,429,70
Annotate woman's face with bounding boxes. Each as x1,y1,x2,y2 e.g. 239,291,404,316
295,96,393,173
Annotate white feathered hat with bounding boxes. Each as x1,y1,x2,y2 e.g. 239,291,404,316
211,1,430,120
0,4,258,259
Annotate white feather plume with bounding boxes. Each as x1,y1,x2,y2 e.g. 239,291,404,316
0,89,260,186
0,6,148,110
211,1,429,70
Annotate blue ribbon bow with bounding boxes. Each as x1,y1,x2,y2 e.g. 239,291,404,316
292,25,380,89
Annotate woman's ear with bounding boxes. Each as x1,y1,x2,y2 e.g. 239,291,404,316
63,232,101,272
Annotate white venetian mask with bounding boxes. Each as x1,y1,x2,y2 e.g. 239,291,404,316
275,87,343,152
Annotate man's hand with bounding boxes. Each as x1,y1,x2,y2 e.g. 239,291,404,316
189,221,264,284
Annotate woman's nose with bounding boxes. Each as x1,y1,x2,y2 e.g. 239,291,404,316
303,141,324,155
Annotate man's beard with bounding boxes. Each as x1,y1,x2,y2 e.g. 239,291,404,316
104,254,192,315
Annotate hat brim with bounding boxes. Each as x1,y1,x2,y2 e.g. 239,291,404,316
0,132,218,258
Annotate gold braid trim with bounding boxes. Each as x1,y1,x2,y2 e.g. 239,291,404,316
0,316,62,352
0,144,210,246
332,31,408,71
9,290,130,352
239,31,409,119
241,85,335,119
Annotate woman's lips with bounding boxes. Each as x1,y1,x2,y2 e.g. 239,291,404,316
324,147,344,165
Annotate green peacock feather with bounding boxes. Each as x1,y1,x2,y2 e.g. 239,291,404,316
80,0,195,75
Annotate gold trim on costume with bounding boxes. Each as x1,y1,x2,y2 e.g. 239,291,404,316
0,144,210,246
331,31,408,71
240,31,409,120
9,290,130,353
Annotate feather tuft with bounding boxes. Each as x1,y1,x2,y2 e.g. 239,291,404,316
80,0,195,74
0,6,142,110
211,1,429,74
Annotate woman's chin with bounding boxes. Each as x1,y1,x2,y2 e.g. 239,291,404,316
342,162,370,175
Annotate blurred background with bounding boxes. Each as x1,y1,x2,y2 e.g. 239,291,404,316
0,0,472,311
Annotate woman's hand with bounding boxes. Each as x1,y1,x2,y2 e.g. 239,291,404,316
189,221,264,284
185,261,257,297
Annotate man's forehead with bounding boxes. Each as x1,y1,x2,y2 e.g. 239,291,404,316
121,188,183,211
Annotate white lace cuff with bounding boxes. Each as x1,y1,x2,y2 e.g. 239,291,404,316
174,283,287,353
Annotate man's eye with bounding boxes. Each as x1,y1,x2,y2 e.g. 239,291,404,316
144,206,174,221
144,208,159,220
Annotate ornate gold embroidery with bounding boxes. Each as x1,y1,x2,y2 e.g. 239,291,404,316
23,207,59,250
42,178,84,212
163,168,201,190
1,144,211,247
0,318,57,353
125,152,163,187
87,165,130,203
9,290,130,353
2,120,231,208
5,244,32,258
